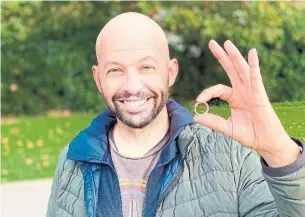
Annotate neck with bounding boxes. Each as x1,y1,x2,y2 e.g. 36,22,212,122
113,106,170,157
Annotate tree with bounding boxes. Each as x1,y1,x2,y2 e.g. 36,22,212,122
2,1,304,115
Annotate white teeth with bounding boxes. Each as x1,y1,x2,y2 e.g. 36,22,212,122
123,99,147,107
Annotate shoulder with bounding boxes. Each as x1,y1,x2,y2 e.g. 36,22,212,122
184,123,257,166
54,145,83,181
181,123,261,193
48,145,86,216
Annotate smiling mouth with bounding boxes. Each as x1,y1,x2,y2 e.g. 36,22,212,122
118,98,150,108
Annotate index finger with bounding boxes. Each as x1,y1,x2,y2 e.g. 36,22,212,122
223,40,250,84
209,40,242,87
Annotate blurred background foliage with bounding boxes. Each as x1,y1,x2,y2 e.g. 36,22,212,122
2,1,305,115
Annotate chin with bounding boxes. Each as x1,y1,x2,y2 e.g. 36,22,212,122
109,91,168,128
119,112,156,129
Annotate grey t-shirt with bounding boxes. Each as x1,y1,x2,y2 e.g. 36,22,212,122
108,128,170,217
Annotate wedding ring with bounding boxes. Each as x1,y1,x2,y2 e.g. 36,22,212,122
194,102,209,116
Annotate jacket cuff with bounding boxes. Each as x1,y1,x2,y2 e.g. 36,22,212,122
261,138,305,177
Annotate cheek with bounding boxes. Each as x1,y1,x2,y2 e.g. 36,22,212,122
142,74,168,92
100,79,122,100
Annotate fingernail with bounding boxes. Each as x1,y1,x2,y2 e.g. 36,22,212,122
250,48,257,56
225,40,232,45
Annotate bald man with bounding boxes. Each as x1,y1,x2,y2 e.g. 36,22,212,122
47,12,305,217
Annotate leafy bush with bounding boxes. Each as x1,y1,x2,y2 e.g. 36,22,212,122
2,2,305,115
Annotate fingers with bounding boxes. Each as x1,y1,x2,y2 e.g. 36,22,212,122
196,84,233,104
209,40,242,86
248,48,261,86
224,40,250,84
194,113,233,138
248,48,262,87
248,48,269,104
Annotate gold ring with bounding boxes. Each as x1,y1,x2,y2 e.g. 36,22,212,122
194,102,209,116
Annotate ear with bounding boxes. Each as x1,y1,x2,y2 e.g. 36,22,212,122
92,65,103,93
168,58,179,87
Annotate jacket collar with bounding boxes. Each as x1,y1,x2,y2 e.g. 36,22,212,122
67,99,195,164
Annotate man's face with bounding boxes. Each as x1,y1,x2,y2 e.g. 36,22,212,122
94,49,172,129
92,13,178,129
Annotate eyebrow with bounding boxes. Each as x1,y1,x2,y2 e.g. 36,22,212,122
103,55,157,70
102,61,122,72
138,55,157,63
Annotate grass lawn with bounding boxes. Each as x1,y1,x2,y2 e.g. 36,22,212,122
1,101,305,183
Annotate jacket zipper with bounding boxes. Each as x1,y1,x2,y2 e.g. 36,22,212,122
157,164,184,212
90,163,123,217
142,160,184,217
157,135,194,206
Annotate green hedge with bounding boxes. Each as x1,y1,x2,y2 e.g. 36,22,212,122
2,2,305,115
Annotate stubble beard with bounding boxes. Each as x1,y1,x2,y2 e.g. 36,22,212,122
104,90,169,129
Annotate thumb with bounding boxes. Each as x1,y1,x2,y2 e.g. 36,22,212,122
194,113,233,138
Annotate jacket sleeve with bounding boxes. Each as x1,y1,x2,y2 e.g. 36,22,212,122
46,146,69,217
231,139,305,217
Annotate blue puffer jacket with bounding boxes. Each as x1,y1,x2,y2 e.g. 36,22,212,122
46,99,305,217
66,99,195,217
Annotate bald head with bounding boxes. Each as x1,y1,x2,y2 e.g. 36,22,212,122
92,12,179,129
95,12,169,64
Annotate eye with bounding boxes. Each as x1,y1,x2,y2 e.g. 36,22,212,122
141,65,155,71
143,65,152,69
107,68,122,75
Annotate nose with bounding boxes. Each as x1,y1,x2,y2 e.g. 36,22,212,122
121,66,144,95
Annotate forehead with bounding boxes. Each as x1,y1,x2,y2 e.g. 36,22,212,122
98,29,165,65
103,48,159,65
